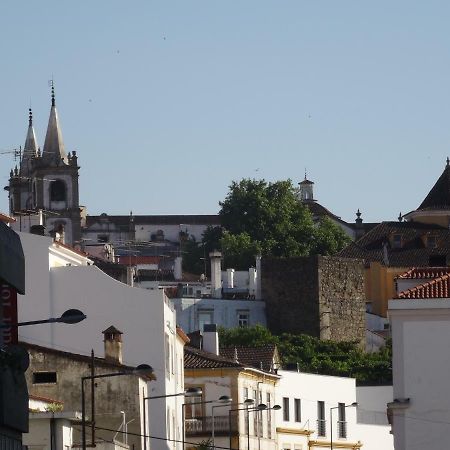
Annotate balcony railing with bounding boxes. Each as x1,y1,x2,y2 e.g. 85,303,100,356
185,416,234,436
337,420,347,439
317,419,326,437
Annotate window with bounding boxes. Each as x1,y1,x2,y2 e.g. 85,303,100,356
317,401,326,437
184,390,203,419
267,393,272,439
33,371,57,384
427,235,437,249
97,234,109,243
50,180,66,202
198,310,213,332
283,397,290,421
338,403,347,439
429,255,446,266
392,234,402,249
253,389,258,435
294,398,301,422
237,310,250,327
165,334,171,378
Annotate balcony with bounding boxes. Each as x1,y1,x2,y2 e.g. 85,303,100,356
317,419,326,437
185,416,236,436
337,420,347,439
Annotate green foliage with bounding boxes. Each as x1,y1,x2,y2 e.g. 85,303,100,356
45,402,63,412
220,232,262,270
182,178,351,274
195,439,213,450
219,325,392,384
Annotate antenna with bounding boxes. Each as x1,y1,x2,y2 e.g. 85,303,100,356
0,148,22,162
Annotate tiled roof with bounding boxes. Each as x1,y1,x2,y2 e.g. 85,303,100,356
220,344,279,372
418,163,450,210
339,221,450,267
85,214,220,227
397,274,450,299
184,346,242,369
396,267,450,279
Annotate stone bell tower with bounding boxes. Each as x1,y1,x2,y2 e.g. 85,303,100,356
7,85,82,245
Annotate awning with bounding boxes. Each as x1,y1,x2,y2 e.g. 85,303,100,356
0,222,25,294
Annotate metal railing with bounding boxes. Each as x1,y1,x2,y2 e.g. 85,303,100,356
185,415,233,435
317,419,326,437
337,420,347,439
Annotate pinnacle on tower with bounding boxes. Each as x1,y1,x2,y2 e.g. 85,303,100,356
42,83,67,165
21,108,38,175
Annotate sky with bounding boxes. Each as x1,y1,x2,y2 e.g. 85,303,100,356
1,1,450,223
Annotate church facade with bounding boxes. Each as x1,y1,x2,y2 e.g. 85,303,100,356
6,87,82,245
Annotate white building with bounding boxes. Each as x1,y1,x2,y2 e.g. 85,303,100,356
17,231,185,450
184,328,280,450
275,370,393,450
389,273,450,450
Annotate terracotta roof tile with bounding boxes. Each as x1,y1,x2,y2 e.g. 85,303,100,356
397,273,450,299
220,345,279,373
339,221,450,267
184,346,242,369
396,267,450,279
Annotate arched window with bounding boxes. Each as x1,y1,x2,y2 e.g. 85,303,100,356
50,180,66,202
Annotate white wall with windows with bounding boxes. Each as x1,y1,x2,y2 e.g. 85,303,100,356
275,370,392,450
171,297,266,333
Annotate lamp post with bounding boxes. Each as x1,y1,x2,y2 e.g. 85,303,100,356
228,403,268,450
211,398,245,450
81,363,153,450
0,308,86,328
142,387,202,450
329,402,358,450
182,395,231,450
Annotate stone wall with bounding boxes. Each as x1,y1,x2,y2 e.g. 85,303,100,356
262,256,365,345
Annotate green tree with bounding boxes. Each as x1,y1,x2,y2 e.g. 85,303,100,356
220,231,261,270
218,326,392,383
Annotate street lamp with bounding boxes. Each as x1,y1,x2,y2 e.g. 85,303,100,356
81,363,153,450
228,402,267,450
142,387,203,450
210,398,243,449
330,402,358,450
0,308,86,328
182,395,232,450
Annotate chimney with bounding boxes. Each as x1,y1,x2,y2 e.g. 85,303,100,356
174,256,182,280
255,255,262,300
209,251,222,298
102,326,123,364
226,268,234,289
203,323,219,355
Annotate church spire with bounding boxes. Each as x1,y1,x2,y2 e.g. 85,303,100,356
42,83,67,165
21,108,38,175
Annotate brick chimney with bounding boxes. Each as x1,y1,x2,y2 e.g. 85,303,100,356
102,326,123,364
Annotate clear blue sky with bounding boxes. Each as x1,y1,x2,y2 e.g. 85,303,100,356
1,1,450,223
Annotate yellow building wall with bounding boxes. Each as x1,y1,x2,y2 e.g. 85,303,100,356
366,262,408,317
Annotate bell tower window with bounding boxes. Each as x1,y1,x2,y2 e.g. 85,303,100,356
50,180,66,202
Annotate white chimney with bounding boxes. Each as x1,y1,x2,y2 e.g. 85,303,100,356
255,255,262,300
174,256,182,280
226,268,235,289
209,251,222,298
203,323,219,355
248,267,257,297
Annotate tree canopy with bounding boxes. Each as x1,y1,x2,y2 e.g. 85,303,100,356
183,178,351,273
219,325,392,384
